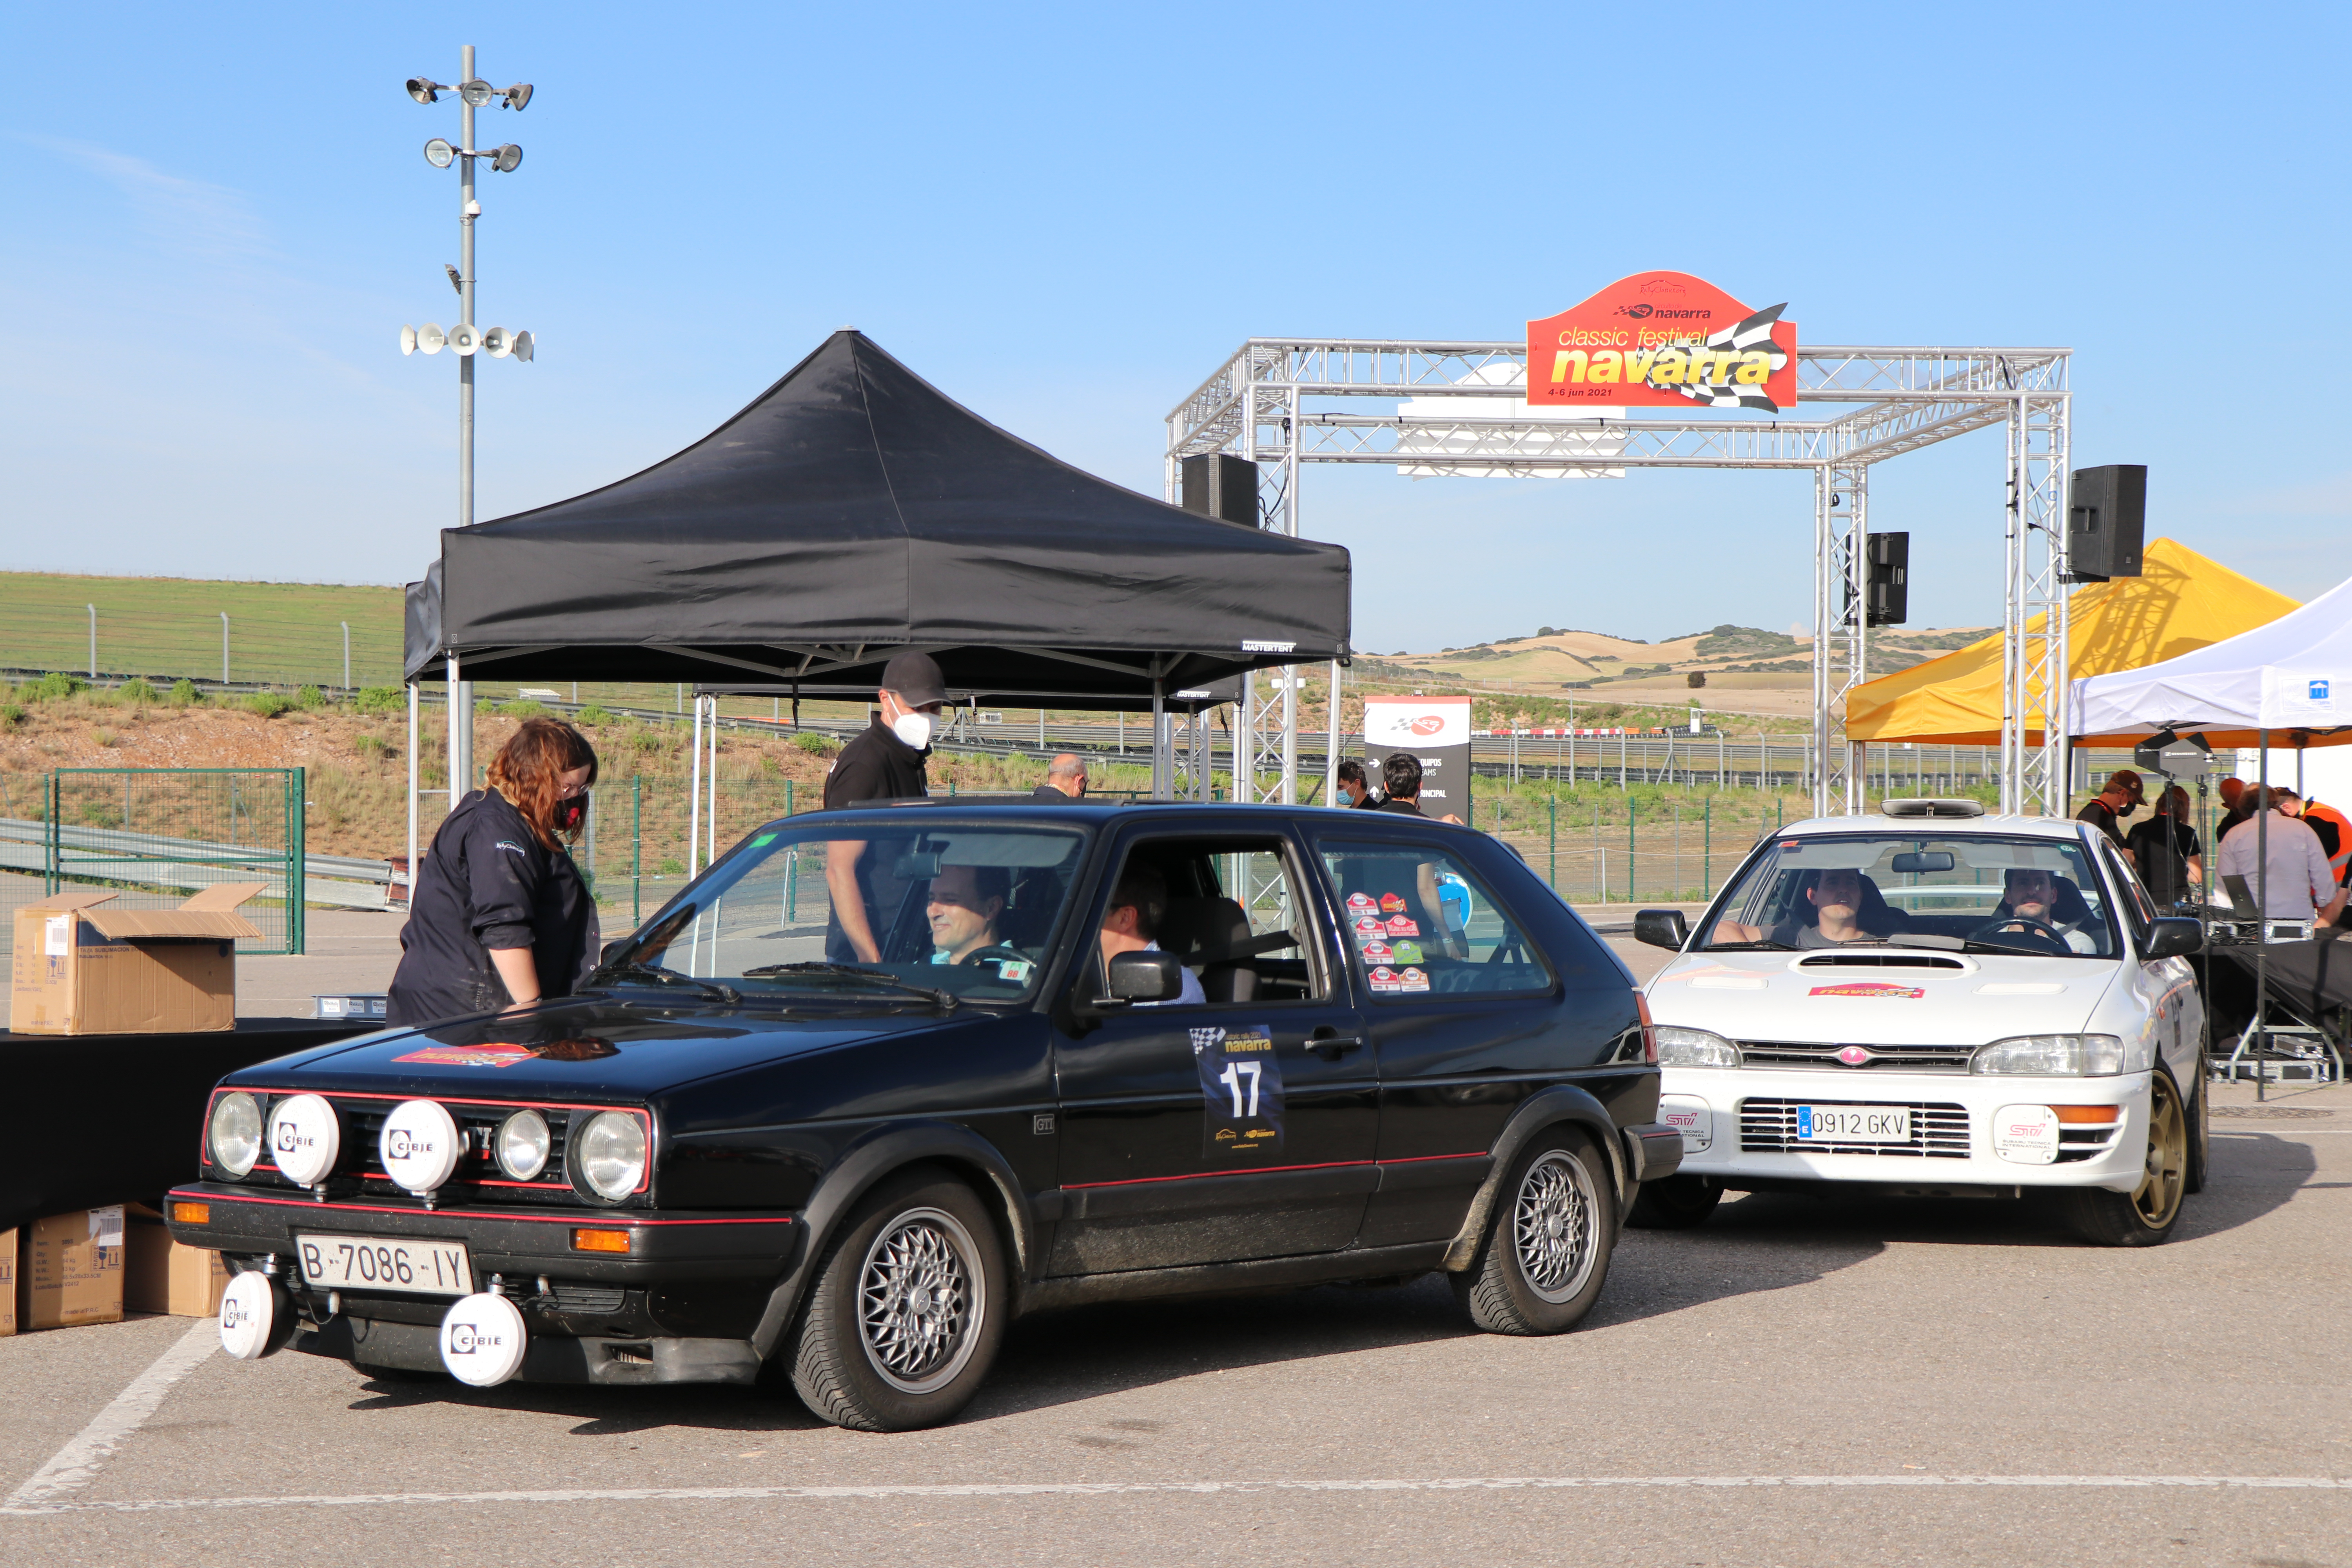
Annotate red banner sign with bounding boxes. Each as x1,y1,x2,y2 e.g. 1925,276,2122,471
1526,272,1797,414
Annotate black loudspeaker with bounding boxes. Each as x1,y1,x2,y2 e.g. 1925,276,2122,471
1181,454,1259,527
2067,465,2146,581
1866,531,1908,627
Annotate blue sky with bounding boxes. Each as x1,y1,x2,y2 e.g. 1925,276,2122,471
4,3,2345,652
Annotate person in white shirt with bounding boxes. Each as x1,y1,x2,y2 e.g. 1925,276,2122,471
1097,862,1207,1006
2218,788,2347,927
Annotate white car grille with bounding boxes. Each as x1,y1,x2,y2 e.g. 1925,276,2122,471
1740,1098,1972,1158
1738,1040,1976,1073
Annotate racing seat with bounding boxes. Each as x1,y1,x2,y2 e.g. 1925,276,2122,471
1158,896,1259,1002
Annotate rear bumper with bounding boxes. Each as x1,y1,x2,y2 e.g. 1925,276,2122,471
1620,1122,1686,1184
164,1182,800,1285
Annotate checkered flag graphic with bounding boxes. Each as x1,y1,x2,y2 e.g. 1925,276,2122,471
1190,1027,1225,1058
1666,303,1790,413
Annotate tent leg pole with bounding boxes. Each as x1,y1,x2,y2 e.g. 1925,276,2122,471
690,695,705,877
1152,679,1167,801
1326,660,1342,809
2256,730,2268,1103
407,682,419,908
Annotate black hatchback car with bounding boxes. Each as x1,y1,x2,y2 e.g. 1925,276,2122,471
169,802,1679,1430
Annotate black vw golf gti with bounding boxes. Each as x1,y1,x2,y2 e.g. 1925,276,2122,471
170,802,1679,1430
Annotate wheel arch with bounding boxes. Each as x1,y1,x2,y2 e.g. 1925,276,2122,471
747,1120,1039,1363
1440,1085,1626,1273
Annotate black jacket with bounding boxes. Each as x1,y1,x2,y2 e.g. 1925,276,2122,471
387,789,592,1027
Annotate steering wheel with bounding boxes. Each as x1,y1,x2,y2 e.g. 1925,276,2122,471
1965,915,2069,951
959,945,1033,974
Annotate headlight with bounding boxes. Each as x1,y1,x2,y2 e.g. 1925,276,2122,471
573,1111,647,1201
496,1110,551,1181
1654,1026,1740,1070
1971,1034,2132,1076
209,1091,263,1177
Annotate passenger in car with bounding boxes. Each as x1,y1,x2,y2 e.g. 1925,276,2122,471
1098,861,1207,1005
1712,867,1895,947
925,864,1010,965
1987,867,2100,953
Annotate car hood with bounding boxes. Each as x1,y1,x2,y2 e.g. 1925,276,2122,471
222,996,971,1101
1644,950,2120,1043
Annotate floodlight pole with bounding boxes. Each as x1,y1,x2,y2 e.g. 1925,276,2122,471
450,43,480,806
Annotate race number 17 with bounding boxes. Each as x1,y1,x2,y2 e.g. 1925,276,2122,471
1218,1060,1262,1116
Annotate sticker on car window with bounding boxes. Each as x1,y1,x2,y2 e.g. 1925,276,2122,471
1390,940,1425,965
1398,966,1430,993
1379,892,1408,914
1368,965,1403,993
1346,892,1377,915
1384,915,1420,937
1360,940,1394,965
1192,1026,1285,1160
1352,916,1387,944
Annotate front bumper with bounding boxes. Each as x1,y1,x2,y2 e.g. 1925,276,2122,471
1656,1069,2152,1194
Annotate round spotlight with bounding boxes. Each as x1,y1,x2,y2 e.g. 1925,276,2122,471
511,329,534,363
574,1111,647,1202
494,1110,550,1180
379,1099,462,1195
267,1094,340,1186
423,138,455,169
219,1271,289,1360
405,77,443,105
209,1091,263,1177
447,323,481,356
457,78,495,107
418,323,447,353
501,83,533,112
490,143,523,174
439,1292,526,1386
400,324,418,356
481,325,511,358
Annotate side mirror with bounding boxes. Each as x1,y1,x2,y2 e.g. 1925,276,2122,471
1107,950,1185,1003
2143,916,2203,960
1633,909,1690,951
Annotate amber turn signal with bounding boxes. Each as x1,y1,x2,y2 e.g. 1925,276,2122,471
171,1201,210,1225
2053,1105,2122,1124
571,1227,631,1253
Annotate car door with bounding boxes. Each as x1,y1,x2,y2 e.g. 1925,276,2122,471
2100,838,2198,1078
1047,824,1376,1275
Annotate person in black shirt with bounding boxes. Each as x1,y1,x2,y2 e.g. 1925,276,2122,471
1377,752,1465,824
387,717,598,1025
1336,757,1381,808
2125,784,2203,906
1029,753,1087,802
2076,768,2144,866
824,650,946,963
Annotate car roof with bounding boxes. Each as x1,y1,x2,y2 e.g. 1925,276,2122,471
1773,812,2087,841
782,801,1479,834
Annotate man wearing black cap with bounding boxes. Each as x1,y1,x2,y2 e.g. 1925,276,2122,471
824,650,947,964
2076,768,2144,869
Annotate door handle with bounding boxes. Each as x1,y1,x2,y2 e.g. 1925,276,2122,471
1308,1034,1366,1059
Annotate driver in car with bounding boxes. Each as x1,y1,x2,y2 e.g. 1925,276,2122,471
926,864,1019,970
1713,867,1883,948
1987,867,2099,953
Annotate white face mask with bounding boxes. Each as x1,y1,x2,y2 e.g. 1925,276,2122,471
891,710,934,750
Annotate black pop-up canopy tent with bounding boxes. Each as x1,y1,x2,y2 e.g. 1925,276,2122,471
403,330,1351,703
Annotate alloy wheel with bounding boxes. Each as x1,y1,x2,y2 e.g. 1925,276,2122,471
856,1207,984,1394
2132,1076,2188,1230
1512,1151,1601,1304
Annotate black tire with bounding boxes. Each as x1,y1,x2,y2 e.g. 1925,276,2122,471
1626,1174,1724,1230
790,1167,1006,1432
1451,1129,1615,1335
2067,1070,2190,1247
2185,1071,2210,1196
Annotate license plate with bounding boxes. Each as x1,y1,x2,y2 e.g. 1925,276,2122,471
294,1233,474,1296
1796,1105,1913,1143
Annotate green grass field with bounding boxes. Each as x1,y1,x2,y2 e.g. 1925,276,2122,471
0,571,408,689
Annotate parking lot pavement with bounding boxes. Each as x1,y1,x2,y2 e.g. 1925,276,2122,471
236,909,407,1017
5,1080,2348,1566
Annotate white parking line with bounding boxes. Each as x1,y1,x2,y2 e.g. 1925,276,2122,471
8,1474,2352,1516
5,1320,218,1512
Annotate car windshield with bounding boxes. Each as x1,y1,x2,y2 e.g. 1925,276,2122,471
589,818,1091,1004
1700,832,2120,959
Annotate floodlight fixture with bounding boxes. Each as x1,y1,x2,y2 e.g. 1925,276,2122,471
444,263,463,294
457,78,495,107
500,83,533,111
406,77,445,104
424,137,455,168
490,143,523,174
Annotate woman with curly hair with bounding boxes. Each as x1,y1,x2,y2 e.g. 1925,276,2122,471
387,716,599,1026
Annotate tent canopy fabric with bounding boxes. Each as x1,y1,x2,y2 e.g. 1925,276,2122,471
2069,566,2352,750
402,331,1350,701
1844,540,2299,746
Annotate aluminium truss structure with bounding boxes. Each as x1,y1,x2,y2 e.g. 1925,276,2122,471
1165,341,2073,818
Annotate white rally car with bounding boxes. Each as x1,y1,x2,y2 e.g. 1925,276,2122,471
1631,800,2207,1246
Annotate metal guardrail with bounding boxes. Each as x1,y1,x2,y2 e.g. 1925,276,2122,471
0,817,394,914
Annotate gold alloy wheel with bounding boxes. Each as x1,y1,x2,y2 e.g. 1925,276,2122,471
2131,1074,2188,1230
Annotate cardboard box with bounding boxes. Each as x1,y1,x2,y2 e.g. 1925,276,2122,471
18,1208,125,1330
9,883,263,1034
0,1229,17,1336
124,1203,229,1317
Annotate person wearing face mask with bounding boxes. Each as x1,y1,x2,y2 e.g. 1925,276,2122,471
823,650,948,964
387,716,599,1025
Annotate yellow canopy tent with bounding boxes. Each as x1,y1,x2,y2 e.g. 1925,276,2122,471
1845,539,2299,746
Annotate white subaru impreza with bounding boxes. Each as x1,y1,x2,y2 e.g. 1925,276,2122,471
1633,800,2207,1246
